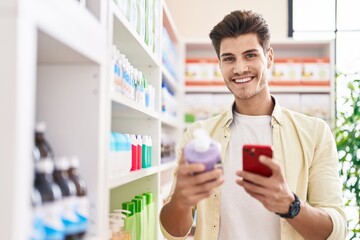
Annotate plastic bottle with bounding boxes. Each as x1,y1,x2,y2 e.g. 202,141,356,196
35,122,54,161
121,202,136,240
134,195,147,239
130,134,138,171
122,134,132,173
109,210,131,240
136,135,142,169
147,136,152,167
53,156,81,239
30,188,46,240
34,160,65,240
141,135,148,168
68,156,90,238
109,132,118,177
131,198,144,240
143,192,155,240
184,128,222,171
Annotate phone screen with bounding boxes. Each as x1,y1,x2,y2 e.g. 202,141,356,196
242,145,273,177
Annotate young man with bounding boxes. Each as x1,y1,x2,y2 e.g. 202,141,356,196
160,10,347,240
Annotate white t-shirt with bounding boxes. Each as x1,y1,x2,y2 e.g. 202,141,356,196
218,111,280,240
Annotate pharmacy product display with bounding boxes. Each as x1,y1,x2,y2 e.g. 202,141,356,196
183,40,335,127
111,192,156,240
3,0,183,239
32,124,90,240
109,132,153,177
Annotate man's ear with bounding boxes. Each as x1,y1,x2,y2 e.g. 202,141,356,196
267,47,274,69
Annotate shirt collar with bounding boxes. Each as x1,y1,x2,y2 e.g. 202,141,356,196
221,95,284,128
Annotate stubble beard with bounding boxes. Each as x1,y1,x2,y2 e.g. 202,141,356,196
226,76,267,100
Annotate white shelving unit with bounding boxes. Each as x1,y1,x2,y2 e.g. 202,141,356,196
183,39,335,128
1,0,183,239
108,0,183,240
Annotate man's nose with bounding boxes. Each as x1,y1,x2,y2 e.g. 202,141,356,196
233,60,249,74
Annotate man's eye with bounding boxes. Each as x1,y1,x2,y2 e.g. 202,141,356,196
246,53,256,59
223,57,234,62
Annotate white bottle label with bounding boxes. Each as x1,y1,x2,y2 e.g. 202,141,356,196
41,202,64,231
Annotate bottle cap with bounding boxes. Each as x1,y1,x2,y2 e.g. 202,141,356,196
121,202,135,216
192,128,211,153
131,198,143,213
69,156,80,168
54,156,70,171
35,159,54,174
143,192,154,205
35,122,46,133
134,195,146,208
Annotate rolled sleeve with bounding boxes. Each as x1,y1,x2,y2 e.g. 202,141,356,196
321,207,348,240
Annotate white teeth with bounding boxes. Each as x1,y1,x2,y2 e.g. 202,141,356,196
234,77,252,83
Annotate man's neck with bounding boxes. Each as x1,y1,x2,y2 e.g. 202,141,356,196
234,92,274,116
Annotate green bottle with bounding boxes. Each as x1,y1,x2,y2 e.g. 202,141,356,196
143,192,155,239
121,201,136,240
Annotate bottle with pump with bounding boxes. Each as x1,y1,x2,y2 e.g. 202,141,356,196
68,156,90,238
53,156,81,239
35,122,54,161
109,210,131,240
34,159,65,240
184,128,222,171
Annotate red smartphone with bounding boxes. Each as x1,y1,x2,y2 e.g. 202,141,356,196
242,144,273,177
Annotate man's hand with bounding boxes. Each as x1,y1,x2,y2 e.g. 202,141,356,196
236,155,294,214
171,153,224,210
160,153,224,237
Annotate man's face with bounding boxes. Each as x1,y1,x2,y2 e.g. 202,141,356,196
219,33,273,100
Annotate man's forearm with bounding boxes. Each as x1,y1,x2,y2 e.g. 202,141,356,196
160,200,194,237
287,202,333,240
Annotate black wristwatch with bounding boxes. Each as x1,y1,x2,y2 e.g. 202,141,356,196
276,193,301,219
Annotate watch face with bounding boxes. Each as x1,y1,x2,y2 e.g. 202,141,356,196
290,201,301,218
276,193,301,218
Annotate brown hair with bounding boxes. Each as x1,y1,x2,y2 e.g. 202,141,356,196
209,10,271,59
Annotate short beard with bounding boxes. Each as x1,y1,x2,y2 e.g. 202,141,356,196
229,79,267,100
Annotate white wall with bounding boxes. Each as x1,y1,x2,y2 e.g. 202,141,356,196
165,0,288,40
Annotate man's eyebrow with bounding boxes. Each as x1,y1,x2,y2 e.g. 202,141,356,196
220,53,234,58
243,49,259,54
220,49,260,58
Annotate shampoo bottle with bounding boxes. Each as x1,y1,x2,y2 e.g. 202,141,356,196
184,128,221,171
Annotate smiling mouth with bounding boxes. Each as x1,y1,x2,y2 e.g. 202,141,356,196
232,76,253,83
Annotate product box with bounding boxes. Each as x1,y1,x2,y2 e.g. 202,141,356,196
302,58,330,82
271,59,302,82
145,0,154,47
129,0,137,28
136,0,146,41
185,58,220,84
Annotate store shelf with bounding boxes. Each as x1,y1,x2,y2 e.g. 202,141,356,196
111,91,159,119
185,85,229,93
270,85,331,93
162,66,180,93
111,1,160,67
161,114,182,128
108,166,158,190
31,0,105,64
